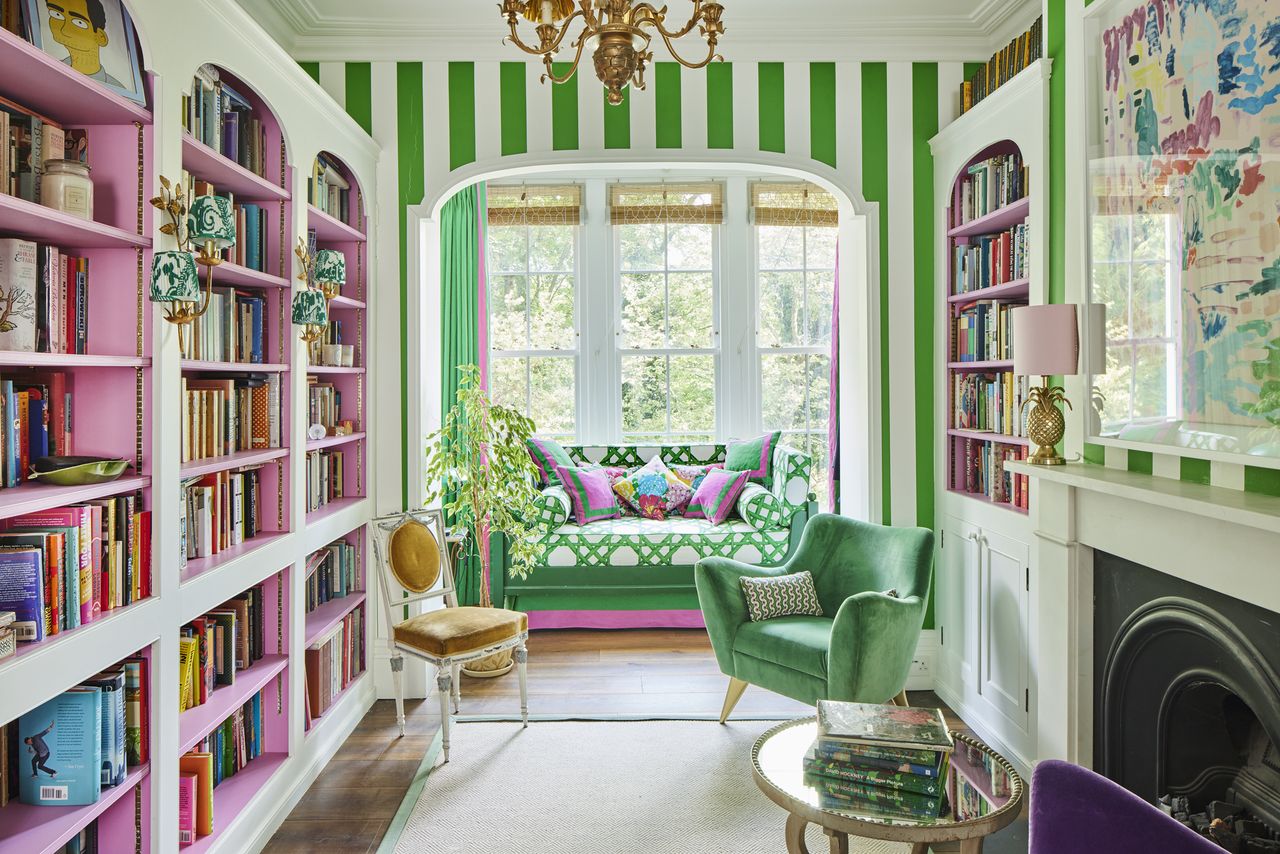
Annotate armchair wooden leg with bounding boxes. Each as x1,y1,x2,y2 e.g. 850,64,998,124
892,690,910,707
451,663,461,714
719,677,748,724
390,654,406,737
515,642,529,728
437,668,453,764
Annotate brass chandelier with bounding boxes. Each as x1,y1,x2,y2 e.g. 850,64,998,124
499,0,726,105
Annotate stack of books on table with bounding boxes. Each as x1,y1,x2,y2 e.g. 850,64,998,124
805,700,955,823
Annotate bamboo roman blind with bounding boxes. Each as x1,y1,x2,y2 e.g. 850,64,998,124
750,181,839,227
609,182,725,225
487,184,582,226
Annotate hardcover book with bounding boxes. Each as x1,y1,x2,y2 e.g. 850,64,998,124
123,656,149,765
0,238,38,352
178,771,197,846
18,687,103,806
816,701,954,753
83,666,127,787
0,546,45,641
178,751,214,836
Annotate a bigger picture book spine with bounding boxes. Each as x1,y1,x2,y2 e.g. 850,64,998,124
18,687,103,806
803,755,944,796
803,771,943,816
83,667,126,787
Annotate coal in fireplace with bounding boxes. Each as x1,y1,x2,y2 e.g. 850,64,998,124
1093,552,1280,852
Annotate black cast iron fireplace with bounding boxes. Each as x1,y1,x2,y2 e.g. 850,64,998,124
1093,553,1280,850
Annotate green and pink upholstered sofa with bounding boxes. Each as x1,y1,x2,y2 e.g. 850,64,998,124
489,442,816,628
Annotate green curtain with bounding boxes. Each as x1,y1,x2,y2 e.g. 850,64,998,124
440,184,482,604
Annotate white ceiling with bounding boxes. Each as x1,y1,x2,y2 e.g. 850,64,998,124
236,0,1039,62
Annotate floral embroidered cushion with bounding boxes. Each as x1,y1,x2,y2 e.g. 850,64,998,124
684,468,750,526
554,465,622,526
527,437,575,484
725,431,782,487
670,462,725,498
613,456,694,520
739,570,825,622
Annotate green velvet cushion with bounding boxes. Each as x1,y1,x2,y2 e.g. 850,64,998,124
733,615,833,679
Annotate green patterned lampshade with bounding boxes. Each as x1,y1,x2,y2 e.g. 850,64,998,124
188,195,236,250
313,250,346,286
150,251,200,302
292,288,328,326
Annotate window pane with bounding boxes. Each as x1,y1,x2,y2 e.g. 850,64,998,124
1091,261,1129,341
489,274,527,350
1131,214,1168,262
528,273,576,350
807,227,837,270
759,271,805,347
758,226,804,269
667,272,714,348
529,225,573,271
668,355,716,434
488,226,528,274
1092,215,1129,263
1130,262,1168,340
807,354,832,428
1133,343,1172,420
619,224,664,271
806,270,835,346
490,356,527,414
622,356,668,434
621,273,665,347
667,224,713,270
801,433,830,512
527,357,576,436
1098,345,1134,429
761,354,808,431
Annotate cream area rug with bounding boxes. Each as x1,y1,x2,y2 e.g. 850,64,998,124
384,719,911,854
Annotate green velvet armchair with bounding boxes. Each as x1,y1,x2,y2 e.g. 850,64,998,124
694,513,935,722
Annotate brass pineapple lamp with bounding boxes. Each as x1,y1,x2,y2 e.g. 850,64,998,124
1012,304,1082,466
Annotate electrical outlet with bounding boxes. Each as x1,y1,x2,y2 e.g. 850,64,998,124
910,657,930,677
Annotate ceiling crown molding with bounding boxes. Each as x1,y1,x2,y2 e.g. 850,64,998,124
238,0,1037,62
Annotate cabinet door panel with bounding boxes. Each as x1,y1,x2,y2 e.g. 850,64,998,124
938,517,979,695
979,527,1030,728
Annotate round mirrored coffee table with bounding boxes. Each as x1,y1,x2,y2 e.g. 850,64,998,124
752,717,1024,854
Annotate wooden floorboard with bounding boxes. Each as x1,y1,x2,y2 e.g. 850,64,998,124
262,629,1018,854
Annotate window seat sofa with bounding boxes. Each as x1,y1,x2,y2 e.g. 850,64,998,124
489,442,816,626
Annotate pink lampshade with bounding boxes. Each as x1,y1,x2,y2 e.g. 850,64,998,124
1012,304,1079,376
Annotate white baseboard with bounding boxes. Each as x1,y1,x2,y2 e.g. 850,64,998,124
905,629,938,692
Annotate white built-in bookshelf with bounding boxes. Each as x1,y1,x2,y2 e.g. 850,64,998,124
0,3,379,852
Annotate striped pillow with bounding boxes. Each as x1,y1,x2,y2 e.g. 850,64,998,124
739,571,825,622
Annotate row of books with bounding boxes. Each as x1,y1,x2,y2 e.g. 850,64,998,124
952,438,1029,509
304,604,365,725
0,500,151,642
178,689,267,846
180,373,283,463
180,173,271,274
953,153,1027,229
948,742,1012,822
0,239,91,354
951,224,1029,295
960,17,1044,115
305,539,360,613
308,154,352,223
53,821,100,853
0,372,72,486
183,65,269,179
178,286,271,364
181,467,264,563
1,95,88,205
306,448,346,512
178,584,268,713
953,299,1016,363
952,372,1029,438
805,700,954,823
1,655,148,807
308,381,345,434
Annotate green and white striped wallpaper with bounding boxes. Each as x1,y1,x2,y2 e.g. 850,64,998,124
303,57,974,530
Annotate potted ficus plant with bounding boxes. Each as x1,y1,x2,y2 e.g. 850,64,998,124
423,364,543,677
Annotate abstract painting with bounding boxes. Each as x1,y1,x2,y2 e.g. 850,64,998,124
1092,0,1280,455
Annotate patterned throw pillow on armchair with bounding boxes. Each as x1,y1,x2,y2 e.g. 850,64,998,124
739,570,825,622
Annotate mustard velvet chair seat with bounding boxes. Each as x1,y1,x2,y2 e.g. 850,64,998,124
695,513,934,722
373,509,529,763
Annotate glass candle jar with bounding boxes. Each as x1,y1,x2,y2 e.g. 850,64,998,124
41,159,93,220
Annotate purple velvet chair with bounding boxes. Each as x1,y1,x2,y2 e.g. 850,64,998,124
1029,760,1222,853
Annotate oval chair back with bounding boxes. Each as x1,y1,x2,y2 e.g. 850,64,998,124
371,509,459,646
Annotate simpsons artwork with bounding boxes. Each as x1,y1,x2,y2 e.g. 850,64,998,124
24,0,145,104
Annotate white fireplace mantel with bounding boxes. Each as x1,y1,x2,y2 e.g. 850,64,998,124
1006,461,1280,770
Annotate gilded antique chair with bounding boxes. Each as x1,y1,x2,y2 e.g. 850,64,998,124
372,509,529,763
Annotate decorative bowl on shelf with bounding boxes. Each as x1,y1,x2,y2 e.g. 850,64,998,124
28,456,130,486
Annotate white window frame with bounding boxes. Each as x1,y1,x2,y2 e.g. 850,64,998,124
612,219,723,444
486,218,584,442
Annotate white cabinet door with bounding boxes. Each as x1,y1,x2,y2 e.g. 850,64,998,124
977,526,1030,730
937,516,980,698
